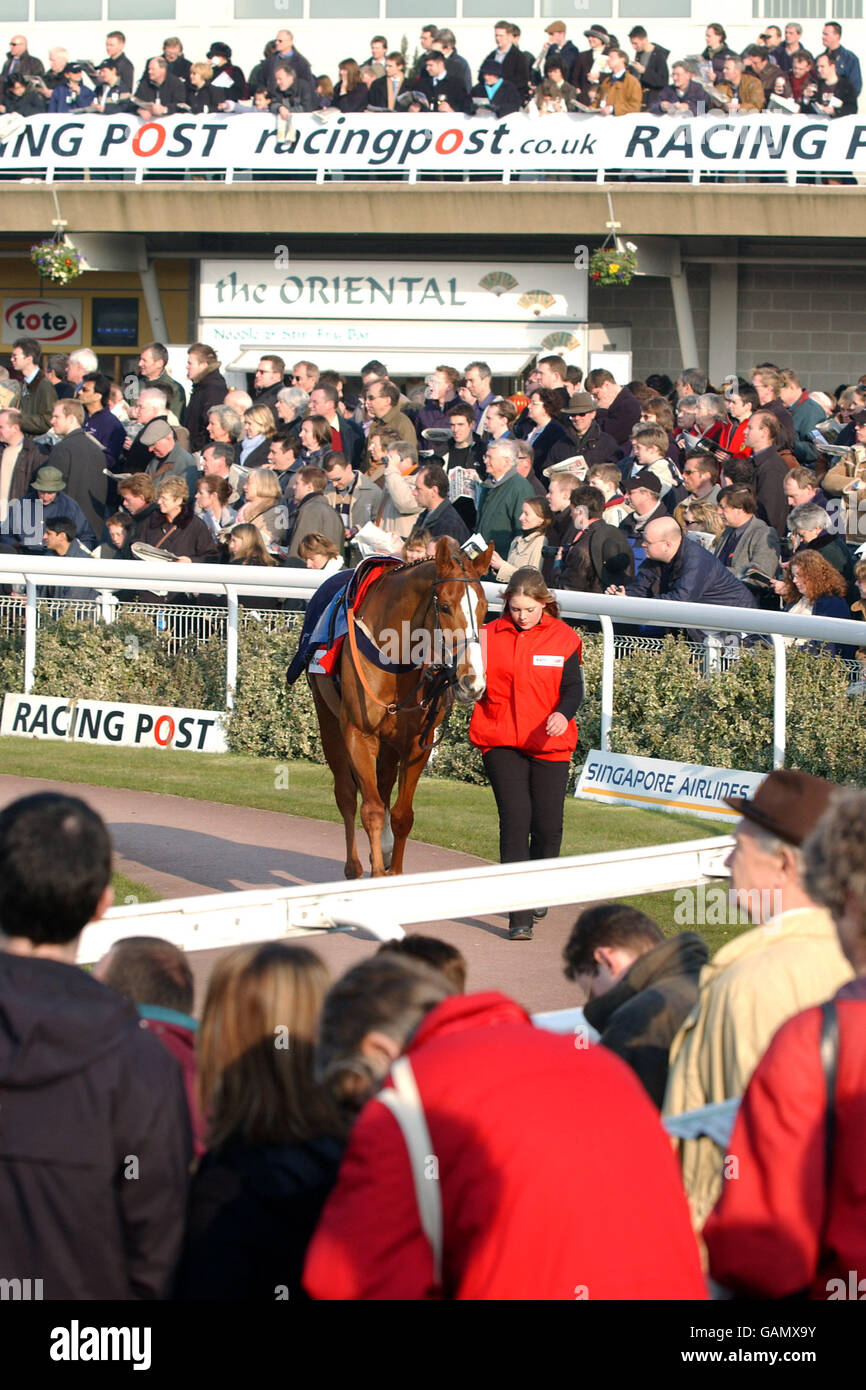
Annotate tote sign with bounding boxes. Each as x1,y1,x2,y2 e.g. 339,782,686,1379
1,694,227,753
576,751,766,821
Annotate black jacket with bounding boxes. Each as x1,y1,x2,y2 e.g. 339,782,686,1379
47,428,109,539
178,1134,343,1300
560,518,634,593
548,419,619,468
368,75,407,108
469,78,522,117
596,387,642,447
334,85,368,112
751,445,790,538
417,498,470,544
532,39,579,84
416,72,470,112
185,368,228,454
0,953,191,1299
252,380,285,427
584,933,709,1109
133,72,186,112
631,44,669,102
137,502,219,561
478,45,531,98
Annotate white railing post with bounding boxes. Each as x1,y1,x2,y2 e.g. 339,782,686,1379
24,578,37,693
770,634,787,769
226,587,238,712
599,614,614,752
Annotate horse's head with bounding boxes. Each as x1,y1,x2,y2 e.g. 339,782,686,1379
432,536,493,704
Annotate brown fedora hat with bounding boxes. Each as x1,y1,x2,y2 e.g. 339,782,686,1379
725,769,838,847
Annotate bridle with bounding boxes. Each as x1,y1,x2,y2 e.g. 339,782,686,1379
346,563,485,747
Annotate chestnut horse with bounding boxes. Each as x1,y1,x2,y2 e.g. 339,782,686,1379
309,537,493,878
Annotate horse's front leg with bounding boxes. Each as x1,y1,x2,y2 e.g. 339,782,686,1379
343,723,388,876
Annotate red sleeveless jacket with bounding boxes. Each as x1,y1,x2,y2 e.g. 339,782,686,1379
469,612,582,761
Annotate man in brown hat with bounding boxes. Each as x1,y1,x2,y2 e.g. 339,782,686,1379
663,769,853,1229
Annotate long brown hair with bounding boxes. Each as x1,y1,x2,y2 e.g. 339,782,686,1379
502,566,559,618
782,548,848,605
229,522,276,565
197,943,340,1150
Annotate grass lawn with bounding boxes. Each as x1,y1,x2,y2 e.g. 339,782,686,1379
0,737,741,952
112,871,162,907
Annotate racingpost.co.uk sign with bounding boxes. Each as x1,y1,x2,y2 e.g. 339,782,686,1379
3,112,866,174
576,750,766,822
1,694,227,753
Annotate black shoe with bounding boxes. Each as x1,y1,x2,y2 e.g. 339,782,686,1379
509,924,533,941
532,908,548,920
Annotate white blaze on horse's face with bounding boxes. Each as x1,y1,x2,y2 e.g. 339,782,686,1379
456,584,486,703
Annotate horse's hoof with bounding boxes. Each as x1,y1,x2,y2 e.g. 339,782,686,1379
344,864,364,880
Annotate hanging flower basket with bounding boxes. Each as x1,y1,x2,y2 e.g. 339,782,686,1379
30,236,83,286
590,242,638,287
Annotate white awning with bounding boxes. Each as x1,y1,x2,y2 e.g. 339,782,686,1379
224,347,541,374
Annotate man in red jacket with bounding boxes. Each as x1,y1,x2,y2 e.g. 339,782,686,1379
304,955,707,1300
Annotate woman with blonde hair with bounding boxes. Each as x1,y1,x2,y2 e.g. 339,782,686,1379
673,498,725,550
489,496,552,580
178,943,343,1300
469,567,583,940
235,467,288,546
227,522,277,567
240,403,276,470
136,475,217,563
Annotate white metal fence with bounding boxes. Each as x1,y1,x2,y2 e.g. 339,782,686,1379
78,834,734,963
1,552,864,764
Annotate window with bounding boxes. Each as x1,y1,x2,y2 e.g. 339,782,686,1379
619,0,688,15
388,0,456,15
464,0,533,15
541,0,611,14
234,0,302,16
109,0,175,14
0,1,28,19
311,0,378,14
91,297,139,349
752,0,829,15
36,0,100,15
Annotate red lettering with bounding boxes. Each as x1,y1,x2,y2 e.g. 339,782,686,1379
26,314,39,330
435,128,463,156
132,123,166,158
153,714,175,746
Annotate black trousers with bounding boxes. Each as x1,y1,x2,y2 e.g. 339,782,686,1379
482,748,571,930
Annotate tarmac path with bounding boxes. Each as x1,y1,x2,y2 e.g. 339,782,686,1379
0,774,587,1014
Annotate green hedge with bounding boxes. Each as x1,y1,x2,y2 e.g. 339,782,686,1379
2,615,864,784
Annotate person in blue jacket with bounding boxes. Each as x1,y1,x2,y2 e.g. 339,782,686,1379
607,514,756,640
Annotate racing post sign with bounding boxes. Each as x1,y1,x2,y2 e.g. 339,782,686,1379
2,112,866,176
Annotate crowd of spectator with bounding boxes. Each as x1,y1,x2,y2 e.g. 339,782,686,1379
0,19,860,121
1,766,864,1300
1,339,864,660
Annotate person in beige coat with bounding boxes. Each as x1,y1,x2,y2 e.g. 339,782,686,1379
375,442,423,539
594,48,642,114
663,770,853,1231
489,496,551,582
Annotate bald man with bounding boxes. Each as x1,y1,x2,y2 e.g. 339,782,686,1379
607,515,756,637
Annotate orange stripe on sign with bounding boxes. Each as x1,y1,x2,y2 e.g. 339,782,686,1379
582,787,739,817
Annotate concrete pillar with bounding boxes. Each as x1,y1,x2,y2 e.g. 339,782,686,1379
138,261,168,343
708,263,739,391
669,270,700,372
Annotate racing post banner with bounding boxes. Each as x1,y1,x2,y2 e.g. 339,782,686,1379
1,694,227,753
576,750,766,822
3,112,866,176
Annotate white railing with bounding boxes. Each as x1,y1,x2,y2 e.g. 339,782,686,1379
2,552,864,759
77,834,733,963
